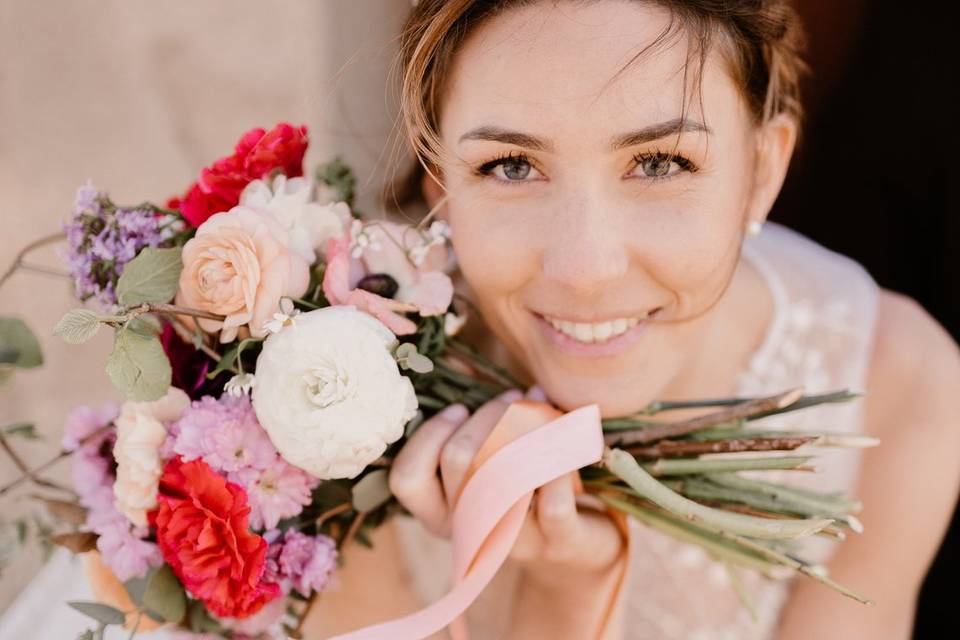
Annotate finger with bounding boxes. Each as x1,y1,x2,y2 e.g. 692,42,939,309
536,472,583,562
440,388,523,506
389,403,469,536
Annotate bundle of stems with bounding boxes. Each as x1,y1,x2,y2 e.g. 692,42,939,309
424,340,877,612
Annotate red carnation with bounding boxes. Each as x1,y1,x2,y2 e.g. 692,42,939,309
167,123,308,227
150,457,280,618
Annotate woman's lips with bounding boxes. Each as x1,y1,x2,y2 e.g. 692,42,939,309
533,309,659,358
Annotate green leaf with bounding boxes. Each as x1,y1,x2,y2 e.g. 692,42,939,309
67,601,126,625
3,422,42,441
76,630,95,640
53,309,104,345
187,600,225,634
116,247,183,306
205,337,261,380
142,563,186,623
0,316,43,367
351,469,392,513
314,155,357,208
105,328,171,401
395,342,434,374
126,314,162,337
124,571,152,607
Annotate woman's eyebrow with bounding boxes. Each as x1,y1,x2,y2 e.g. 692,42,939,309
457,118,711,152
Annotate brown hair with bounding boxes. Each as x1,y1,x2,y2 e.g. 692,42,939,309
382,0,809,219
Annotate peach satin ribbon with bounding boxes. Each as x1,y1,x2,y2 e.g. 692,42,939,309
329,399,631,640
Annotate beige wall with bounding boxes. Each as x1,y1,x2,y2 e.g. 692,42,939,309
0,0,412,613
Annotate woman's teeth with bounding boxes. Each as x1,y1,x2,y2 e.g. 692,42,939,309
543,313,648,343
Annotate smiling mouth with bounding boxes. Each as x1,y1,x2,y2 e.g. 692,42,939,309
538,307,663,344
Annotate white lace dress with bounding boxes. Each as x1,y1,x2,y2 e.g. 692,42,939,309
392,221,881,640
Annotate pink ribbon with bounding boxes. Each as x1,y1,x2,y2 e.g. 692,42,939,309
328,400,606,640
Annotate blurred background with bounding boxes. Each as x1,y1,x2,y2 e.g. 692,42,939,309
0,0,954,637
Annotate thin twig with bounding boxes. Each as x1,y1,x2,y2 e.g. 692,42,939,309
0,424,112,497
314,503,351,529
0,232,66,290
605,388,805,447
17,262,71,280
129,302,225,323
169,316,223,363
0,433,76,496
627,435,818,458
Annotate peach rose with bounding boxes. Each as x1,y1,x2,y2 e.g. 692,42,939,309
176,206,310,343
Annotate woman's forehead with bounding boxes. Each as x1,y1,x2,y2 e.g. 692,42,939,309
441,2,740,146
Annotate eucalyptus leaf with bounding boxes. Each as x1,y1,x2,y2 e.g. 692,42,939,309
126,314,162,337
142,563,186,623
76,630,95,640
105,328,171,401
0,316,42,367
187,600,225,634
3,422,42,441
124,571,152,607
351,469,392,513
67,601,126,625
53,309,103,345
116,247,183,306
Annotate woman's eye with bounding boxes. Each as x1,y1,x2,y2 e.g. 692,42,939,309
476,152,542,184
631,151,696,181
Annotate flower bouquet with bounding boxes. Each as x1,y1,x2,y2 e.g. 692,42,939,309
0,122,876,640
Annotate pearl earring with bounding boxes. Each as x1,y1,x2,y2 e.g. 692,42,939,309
746,220,763,236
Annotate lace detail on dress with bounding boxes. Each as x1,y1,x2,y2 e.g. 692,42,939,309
392,221,881,640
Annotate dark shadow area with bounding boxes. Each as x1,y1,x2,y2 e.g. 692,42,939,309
776,2,957,636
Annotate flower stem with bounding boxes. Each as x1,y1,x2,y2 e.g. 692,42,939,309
0,231,67,291
643,455,813,476
603,448,833,539
604,388,805,447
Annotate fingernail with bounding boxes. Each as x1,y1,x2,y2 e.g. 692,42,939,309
439,403,469,421
525,385,547,402
500,389,523,403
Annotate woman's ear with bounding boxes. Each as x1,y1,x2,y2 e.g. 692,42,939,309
420,166,446,213
745,112,798,227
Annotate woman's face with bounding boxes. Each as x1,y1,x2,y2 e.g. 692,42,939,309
424,1,795,415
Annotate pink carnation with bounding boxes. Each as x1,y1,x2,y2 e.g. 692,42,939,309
173,395,276,473
264,529,338,598
230,459,319,530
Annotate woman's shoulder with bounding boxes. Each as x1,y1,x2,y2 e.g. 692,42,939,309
864,288,960,438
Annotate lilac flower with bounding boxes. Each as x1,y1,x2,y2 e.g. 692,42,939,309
62,403,118,452
173,395,277,473
229,459,319,530
264,529,338,598
95,519,163,581
61,180,180,307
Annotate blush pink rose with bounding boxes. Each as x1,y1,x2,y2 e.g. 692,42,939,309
176,206,310,343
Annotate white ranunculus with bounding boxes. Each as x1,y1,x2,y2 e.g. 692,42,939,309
251,306,419,479
240,174,352,263
113,387,190,526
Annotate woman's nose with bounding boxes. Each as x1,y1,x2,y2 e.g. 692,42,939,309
540,208,630,294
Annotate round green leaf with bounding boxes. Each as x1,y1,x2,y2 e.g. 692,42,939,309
0,316,43,367
116,247,183,306
351,468,392,512
105,327,171,401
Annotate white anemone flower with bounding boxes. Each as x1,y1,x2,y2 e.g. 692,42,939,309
251,306,419,479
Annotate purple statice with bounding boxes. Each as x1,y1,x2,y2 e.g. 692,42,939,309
172,395,277,473
229,458,319,530
61,179,180,307
263,529,338,598
62,404,163,580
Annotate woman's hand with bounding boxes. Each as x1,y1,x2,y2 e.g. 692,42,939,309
388,386,625,582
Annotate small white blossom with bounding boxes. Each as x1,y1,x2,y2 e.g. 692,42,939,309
349,219,382,258
225,372,256,397
407,220,453,266
263,298,301,334
444,311,467,336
